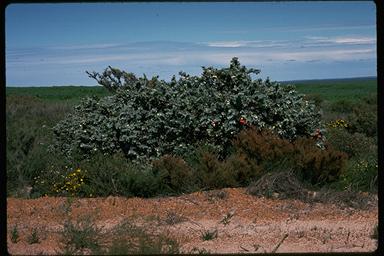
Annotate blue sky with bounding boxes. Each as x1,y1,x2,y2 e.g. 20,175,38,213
6,2,376,86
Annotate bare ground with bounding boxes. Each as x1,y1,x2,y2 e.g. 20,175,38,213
7,188,378,254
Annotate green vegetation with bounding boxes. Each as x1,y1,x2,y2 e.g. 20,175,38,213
106,220,180,254
201,229,218,241
6,86,110,104
7,77,376,105
60,215,103,255
371,224,379,240
27,228,40,244
283,77,376,102
59,215,180,255
6,59,377,199
10,225,19,243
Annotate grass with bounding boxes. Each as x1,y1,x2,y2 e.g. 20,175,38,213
58,216,180,255
10,225,19,243
7,77,376,104
201,229,218,241
60,215,103,255
107,220,180,254
27,228,40,244
283,77,377,103
6,86,111,104
164,211,186,225
371,224,378,240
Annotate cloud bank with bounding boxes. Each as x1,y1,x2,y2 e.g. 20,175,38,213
6,35,376,85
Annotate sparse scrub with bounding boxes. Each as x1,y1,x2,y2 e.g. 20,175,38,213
27,228,40,244
371,224,378,240
106,220,180,254
220,211,235,225
164,211,186,225
10,225,19,243
190,247,211,254
59,215,103,255
205,189,228,201
201,229,218,241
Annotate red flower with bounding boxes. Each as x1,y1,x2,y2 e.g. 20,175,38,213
239,117,247,125
313,129,323,139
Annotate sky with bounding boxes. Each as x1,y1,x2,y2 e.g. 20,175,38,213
5,2,377,86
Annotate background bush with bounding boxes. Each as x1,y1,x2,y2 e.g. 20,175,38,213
231,128,347,186
339,157,378,192
326,128,377,159
151,155,196,194
347,104,377,138
6,95,73,196
293,138,347,185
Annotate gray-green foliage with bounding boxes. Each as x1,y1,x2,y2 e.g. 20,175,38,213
53,58,321,161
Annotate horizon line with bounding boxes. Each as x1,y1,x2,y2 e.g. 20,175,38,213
5,75,377,88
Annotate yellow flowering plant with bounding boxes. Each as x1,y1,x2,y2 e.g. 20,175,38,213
33,166,87,197
340,158,378,192
52,168,86,196
327,119,349,129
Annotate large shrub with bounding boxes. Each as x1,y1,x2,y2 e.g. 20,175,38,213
52,58,322,161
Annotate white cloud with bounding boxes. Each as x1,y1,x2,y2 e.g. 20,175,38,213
203,41,250,48
282,24,376,32
305,36,376,45
202,40,289,48
50,43,123,50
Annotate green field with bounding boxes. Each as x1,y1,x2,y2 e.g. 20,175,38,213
6,77,377,104
6,86,111,103
280,77,377,102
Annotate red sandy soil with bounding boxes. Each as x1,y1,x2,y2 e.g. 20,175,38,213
7,188,378,254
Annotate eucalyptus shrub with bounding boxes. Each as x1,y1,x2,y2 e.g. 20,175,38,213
53,58,321,160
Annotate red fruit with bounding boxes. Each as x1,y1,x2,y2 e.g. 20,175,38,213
239,117,246,125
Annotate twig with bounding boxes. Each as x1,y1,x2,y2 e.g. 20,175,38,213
346,230,350,244
271,233,288,253
179,197,199,205
239,245,249,252
185,218,204,228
